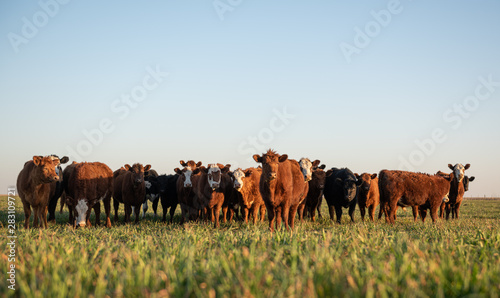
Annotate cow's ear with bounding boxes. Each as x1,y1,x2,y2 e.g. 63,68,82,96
278,154,288,162
253,154,262,163
464,164,470,170
448,164,454,170
174,168,182,175
468,176,475,182
180,160,187,167
59,156,69,164
335,178,343,185
124,164,131,170
144,165,151,172
354,173,360,179
319,164,326,170
312,160,321,167
221,165,231,173
371,173,377,179
196,161,202,167
33,156,42,166
227,171,234,178
193,168,201,174
356,179,363,186
325,169,333,177
245,170,252,177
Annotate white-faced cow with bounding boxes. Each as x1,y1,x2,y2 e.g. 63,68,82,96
297,158,320,221
17,156,62,229
174,160,202,224
439,163,472,220
229,167,266,224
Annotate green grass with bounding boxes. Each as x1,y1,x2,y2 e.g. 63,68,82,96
1,197,499,297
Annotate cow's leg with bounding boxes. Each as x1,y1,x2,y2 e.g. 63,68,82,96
289,205,298,230
260,205,266,222
368,205,376,221
134,205,141,223
48,196,58,223
297,203,305,222
411,206,419,222
334,206,343,224
251,206,259,225
22,200,31,229
455,202,462,219
267,205,275,233
430,202,439,223
124,204,131,223
104,197,111,228
214,205,222,228
439,202,445,219
169,204,177,224
328,205,335,222
419,207,427,222
222,206,228,223
59,194,65,214
113,198,120,222
275,206,283,230
387,200,398,224
33,206,40,228
348,203,356,223
142,201,148,219
243,207,250,224
93,202,101,226
310,205,317,222
317,200,323,219
152,198,159,219
359,205,366,222
445,204,451,220
282,205,291,231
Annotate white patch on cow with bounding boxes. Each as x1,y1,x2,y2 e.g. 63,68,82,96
132,206,135,215
442,192,450,203
233,169,245,190
142,202,148,218
99,191,107,202
75,200,88,227
145,181,152,189
147,194,158,202
183,166,193,187
299,158,313,182
55,166,61,175
453,164,466,182
208,164,221,189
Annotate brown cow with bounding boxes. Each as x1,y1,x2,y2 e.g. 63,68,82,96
193,163,231,228
174,160,202,224
17,156,62,229
355,173,379,221
229,167,266,224
253,149,309,232
437,163,472,220
379,170,451,223
113,163,151,223
66,162,113,228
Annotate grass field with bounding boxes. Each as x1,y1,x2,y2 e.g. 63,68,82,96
1,196,499,297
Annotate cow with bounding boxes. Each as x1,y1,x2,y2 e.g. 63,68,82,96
463,175,475,192
438,164,472,220
303,164,327,222
323,167,360,224
253,149,309,233
174,160,202,224
379,170,451,224
142,175,160,219
65,162,113,228
193,163,231,228
229,167,266,224
17,156,62,229
355,173,379,221
47,155,69,222
113,163,151,223
297,158,320,221
159,174,179,223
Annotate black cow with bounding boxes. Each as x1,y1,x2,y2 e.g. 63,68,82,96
463,176,475,192
323,167,361,223
142,175,161,219
160,174,179,223
47,155,69,222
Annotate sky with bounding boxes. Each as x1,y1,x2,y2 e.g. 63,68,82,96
1,0,499,197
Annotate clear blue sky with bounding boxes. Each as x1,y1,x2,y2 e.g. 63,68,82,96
1,0,499,197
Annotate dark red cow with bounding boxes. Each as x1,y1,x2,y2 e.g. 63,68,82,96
174,160,202,224
229,167,266,224
253,149,309,232
303,164,326,222
113,163,151,223
355,173,379,221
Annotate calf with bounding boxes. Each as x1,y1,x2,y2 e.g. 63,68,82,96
230,167,266,224
66,162,113,228
174,160,202,224
463,175,475,192
17,156,61,229
379,170,451,223
47,155,69,222
304,164,326,222
159,174,179,223
253,149,309,232
355,173,379,221
193,163,231,228
113,163,151,223
323,168,360,223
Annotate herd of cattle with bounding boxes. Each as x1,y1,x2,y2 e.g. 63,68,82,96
16,149,475,232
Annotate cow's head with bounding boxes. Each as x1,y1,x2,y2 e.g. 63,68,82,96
253,149,288,181
354,173,377,192
463,176,475,192
299,158,320,182
204,163,230,190
174,166,194,188
74,199,89,227
124,163,151,186
156,175,169,194
32,155,61,183
311,166,327,190
49,155,69,176
231,168,249,191
448,163,470,182
180,160,202,169
336,178,358,203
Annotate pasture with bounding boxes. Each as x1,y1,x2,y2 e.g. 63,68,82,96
1,196,499,297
